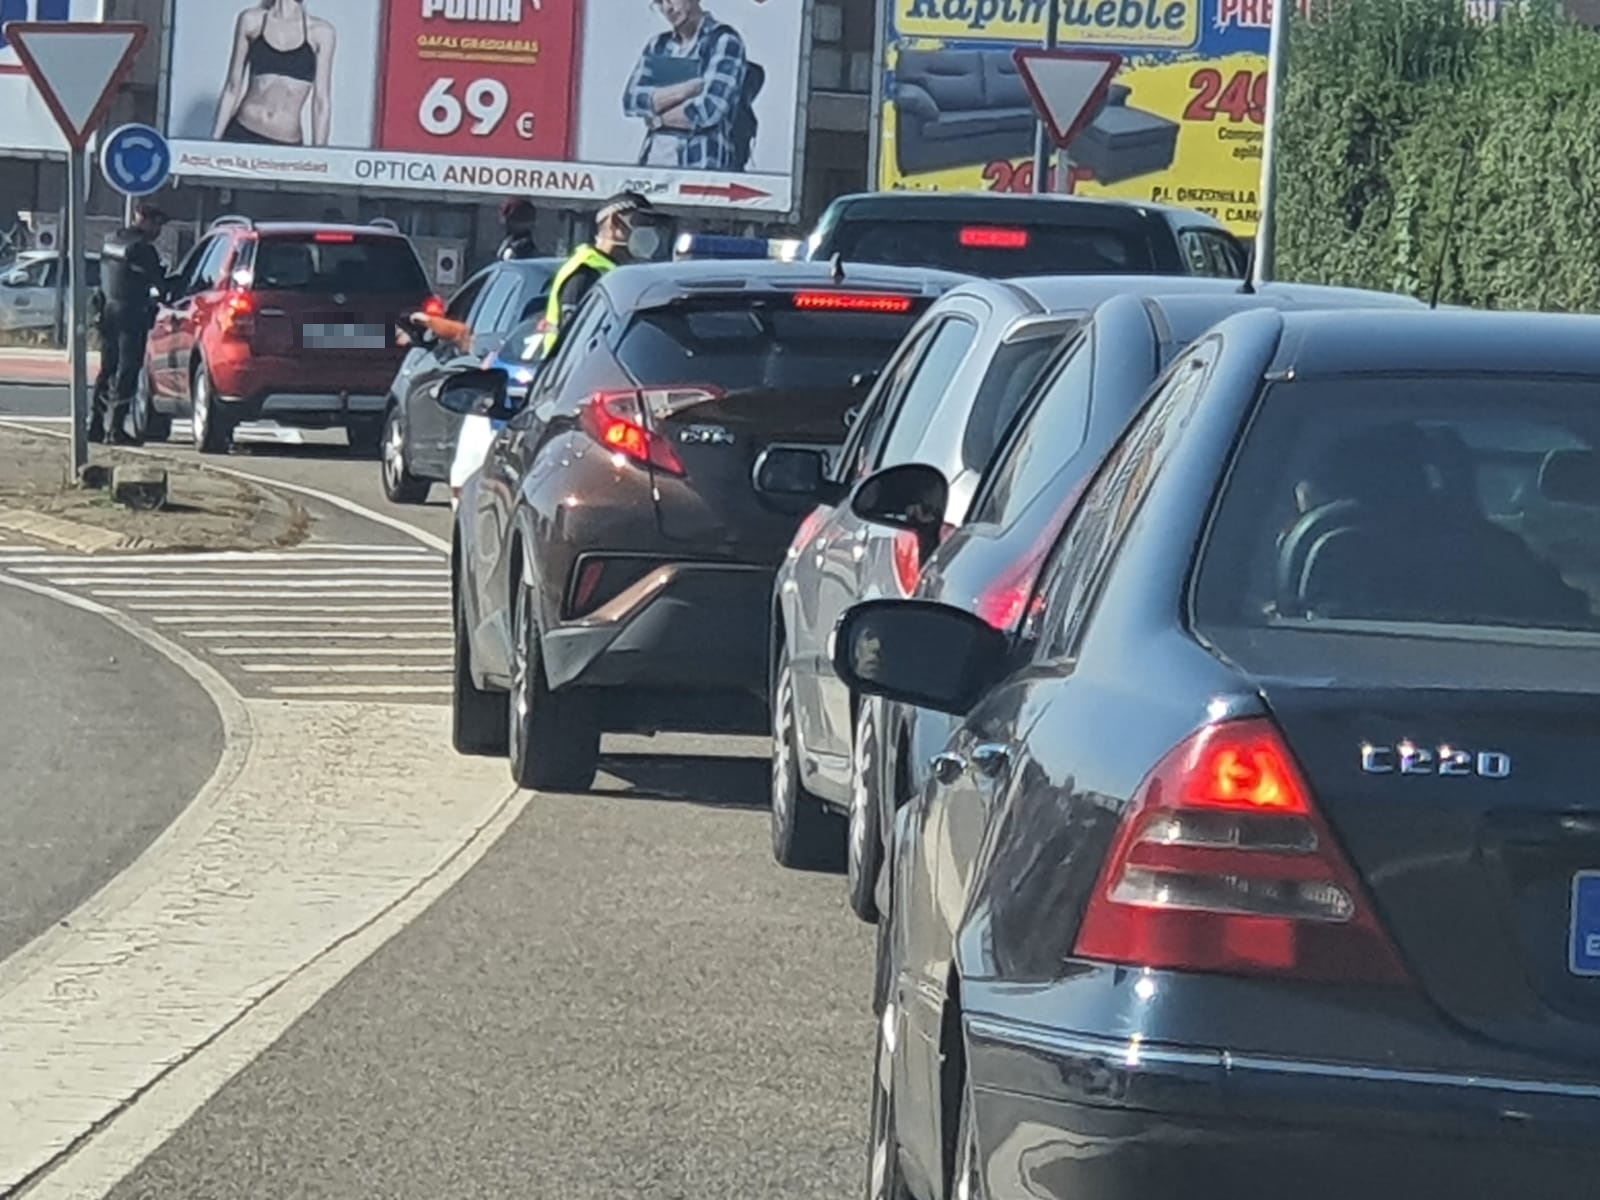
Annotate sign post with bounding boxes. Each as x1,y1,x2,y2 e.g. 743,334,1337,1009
1014,49,1124,193
2,21,147,479
1254,0,1293,288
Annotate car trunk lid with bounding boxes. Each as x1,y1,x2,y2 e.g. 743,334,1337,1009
1239,628,1600,1065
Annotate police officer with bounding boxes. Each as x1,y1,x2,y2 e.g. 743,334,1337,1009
542,191,669,355
93,203,168,444
497,198,540,261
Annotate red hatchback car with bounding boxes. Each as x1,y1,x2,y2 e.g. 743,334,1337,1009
139,216,440,455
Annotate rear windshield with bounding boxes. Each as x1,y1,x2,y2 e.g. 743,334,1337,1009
616,301,924,391
1195,377,1600,638
828,219,1159,278
496,317,546,365
252,236,430,296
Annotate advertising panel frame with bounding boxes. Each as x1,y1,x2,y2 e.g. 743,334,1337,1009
159,0,809,217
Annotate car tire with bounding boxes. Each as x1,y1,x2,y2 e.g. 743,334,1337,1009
453,582,508,757
139,365,171,442
508,579,600,792
867,1000,914,1200
347,416,383,460
770,648,846,872
190,361,233,455
381,405,430,505
847,702,884,924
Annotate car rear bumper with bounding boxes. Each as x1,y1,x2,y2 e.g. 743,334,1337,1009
212,355,399,424
541,562,772,695
964,1015,1600,1199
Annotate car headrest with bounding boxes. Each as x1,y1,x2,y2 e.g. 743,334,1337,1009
1539,450,1600,506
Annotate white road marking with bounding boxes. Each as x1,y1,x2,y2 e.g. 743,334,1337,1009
91,589,446,599
0,551,432,566
145,609,447,619
80,577,444,590
268,684,456,696
219,647,451,658
188,629,449,639
239,662,444,673
18,566,444,578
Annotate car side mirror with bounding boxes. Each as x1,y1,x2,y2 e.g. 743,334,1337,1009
753,443,847,506
439,367,517,420
853,463,949,560
831,599,1010,716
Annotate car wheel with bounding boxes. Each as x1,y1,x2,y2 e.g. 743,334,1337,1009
867,1002,914,1200
381,405,431,505
452,582,508,756
508,578,600,792
770,649,846,871
190,362,233,455
847,703,884,924
347,416,383,460
139,365,171,442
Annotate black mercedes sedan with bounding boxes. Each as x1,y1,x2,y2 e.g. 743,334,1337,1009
830,307,1600,1200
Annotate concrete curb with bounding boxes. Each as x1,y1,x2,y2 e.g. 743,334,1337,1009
0,506,157,553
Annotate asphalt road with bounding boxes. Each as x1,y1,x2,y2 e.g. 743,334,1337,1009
0,383,878,1198
0,575,223,963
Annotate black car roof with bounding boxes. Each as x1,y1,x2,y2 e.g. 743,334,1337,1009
600,259,969,312
1003,274,1422,313
822,190,1232,234
1266,308,1600,379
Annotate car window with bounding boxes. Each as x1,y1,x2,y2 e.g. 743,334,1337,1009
496,317,546,366
969,335,1093,527
1194,376,1600,637
959,333,1070,472
447,275,487,322
615,302,921,395
190,237,232,294
830,218,1160,278
171,238,214,294
473,270,524,335
1179,229,1245,278
875,318,979,468
539,292,610,399
833,323,935,483
1028,340,1218,659
253,236,428,296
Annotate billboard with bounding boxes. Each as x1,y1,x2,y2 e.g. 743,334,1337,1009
164,0,806,214
0,0,107,155
876,0,1284,237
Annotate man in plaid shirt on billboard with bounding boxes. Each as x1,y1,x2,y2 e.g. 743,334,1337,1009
623,0,750,171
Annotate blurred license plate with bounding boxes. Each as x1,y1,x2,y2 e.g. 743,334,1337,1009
1569,872,1600,976
303,322,385,349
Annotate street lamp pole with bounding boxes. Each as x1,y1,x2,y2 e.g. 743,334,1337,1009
1031,0,1060,194
1253,0,1292,286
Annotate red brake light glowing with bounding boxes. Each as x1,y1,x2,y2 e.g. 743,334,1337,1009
219,289,256,339
959,226,1030,250
423,295,446,318
1073,719,1410,985
314,231,356,243
579,389,721,477
793,292,914,314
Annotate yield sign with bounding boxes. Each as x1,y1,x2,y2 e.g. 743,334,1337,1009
3,22,148,151
1012,49,1124,149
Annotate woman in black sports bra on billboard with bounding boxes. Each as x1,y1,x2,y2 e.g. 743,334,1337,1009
212,0,337,147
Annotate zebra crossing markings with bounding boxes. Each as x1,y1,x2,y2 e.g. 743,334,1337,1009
0,541,456,702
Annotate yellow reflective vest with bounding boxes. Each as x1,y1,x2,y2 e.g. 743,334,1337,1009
542,244,616,356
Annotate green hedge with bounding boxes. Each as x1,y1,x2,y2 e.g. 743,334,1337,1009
1278,0,1600,309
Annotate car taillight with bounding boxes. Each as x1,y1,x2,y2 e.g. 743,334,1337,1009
219,289,255,340
891,523,955,596
1074,719,1410,985
423,295,446,318
793,292,913,314
580,389,697,476
315,231,355,243
959,226,1029,249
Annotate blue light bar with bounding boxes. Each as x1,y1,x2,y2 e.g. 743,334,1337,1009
673,233,800,262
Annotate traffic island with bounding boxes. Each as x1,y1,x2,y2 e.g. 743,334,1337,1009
0,424,308,553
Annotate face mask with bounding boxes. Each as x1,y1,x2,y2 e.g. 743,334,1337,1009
626,223,668,262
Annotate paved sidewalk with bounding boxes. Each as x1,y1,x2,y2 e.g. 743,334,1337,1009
0,348,99,386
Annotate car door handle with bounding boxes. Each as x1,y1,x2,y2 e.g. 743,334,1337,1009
930,752,966,786
971,743,1012,780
